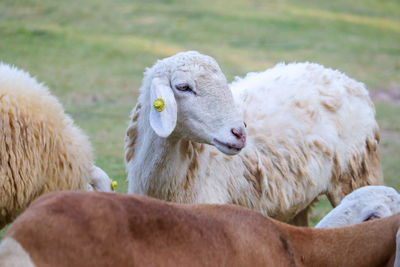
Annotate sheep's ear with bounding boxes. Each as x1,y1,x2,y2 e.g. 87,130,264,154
149,77,177,138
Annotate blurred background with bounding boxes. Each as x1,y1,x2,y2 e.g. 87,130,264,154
1,0,399,226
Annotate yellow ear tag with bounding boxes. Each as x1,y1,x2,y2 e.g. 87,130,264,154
153,98,166,112
111,181,118,191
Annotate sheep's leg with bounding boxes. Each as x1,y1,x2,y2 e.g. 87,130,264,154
0,221,6,231
0,209,7,230
289,206,310,226
0,208,18,230
326,191,342,207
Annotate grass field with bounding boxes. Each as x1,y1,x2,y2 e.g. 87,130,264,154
0,0,399,234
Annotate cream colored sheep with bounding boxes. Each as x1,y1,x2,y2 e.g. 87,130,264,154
125,51,383,225
0,62,113,229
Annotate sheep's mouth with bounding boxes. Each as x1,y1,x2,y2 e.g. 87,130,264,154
213,138,244,155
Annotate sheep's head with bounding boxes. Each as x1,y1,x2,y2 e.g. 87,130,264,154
145,51,246,155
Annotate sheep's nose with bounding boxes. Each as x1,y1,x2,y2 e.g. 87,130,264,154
231,127,247,144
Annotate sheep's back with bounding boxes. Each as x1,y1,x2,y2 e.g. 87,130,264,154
230,62,382,218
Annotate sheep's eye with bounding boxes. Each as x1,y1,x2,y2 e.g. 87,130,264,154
175,84,192,92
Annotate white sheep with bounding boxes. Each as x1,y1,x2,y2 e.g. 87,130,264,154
0,62,113,228
316,186,400,228
125,51,383,225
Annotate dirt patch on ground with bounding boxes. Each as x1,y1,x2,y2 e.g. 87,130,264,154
370,86,400,106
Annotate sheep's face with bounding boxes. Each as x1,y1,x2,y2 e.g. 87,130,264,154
149,51,246,155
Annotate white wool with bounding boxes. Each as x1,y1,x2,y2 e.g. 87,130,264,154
231,62,375,172
125,52,382,224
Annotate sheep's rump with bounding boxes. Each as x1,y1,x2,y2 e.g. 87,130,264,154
230,62,383,219
0,63,93,227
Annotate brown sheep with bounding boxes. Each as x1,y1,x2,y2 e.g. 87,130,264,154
0,191,399,267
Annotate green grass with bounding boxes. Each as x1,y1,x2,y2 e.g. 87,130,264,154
0,0,399,232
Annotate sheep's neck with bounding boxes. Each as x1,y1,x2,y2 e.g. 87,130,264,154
131,128,203,201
